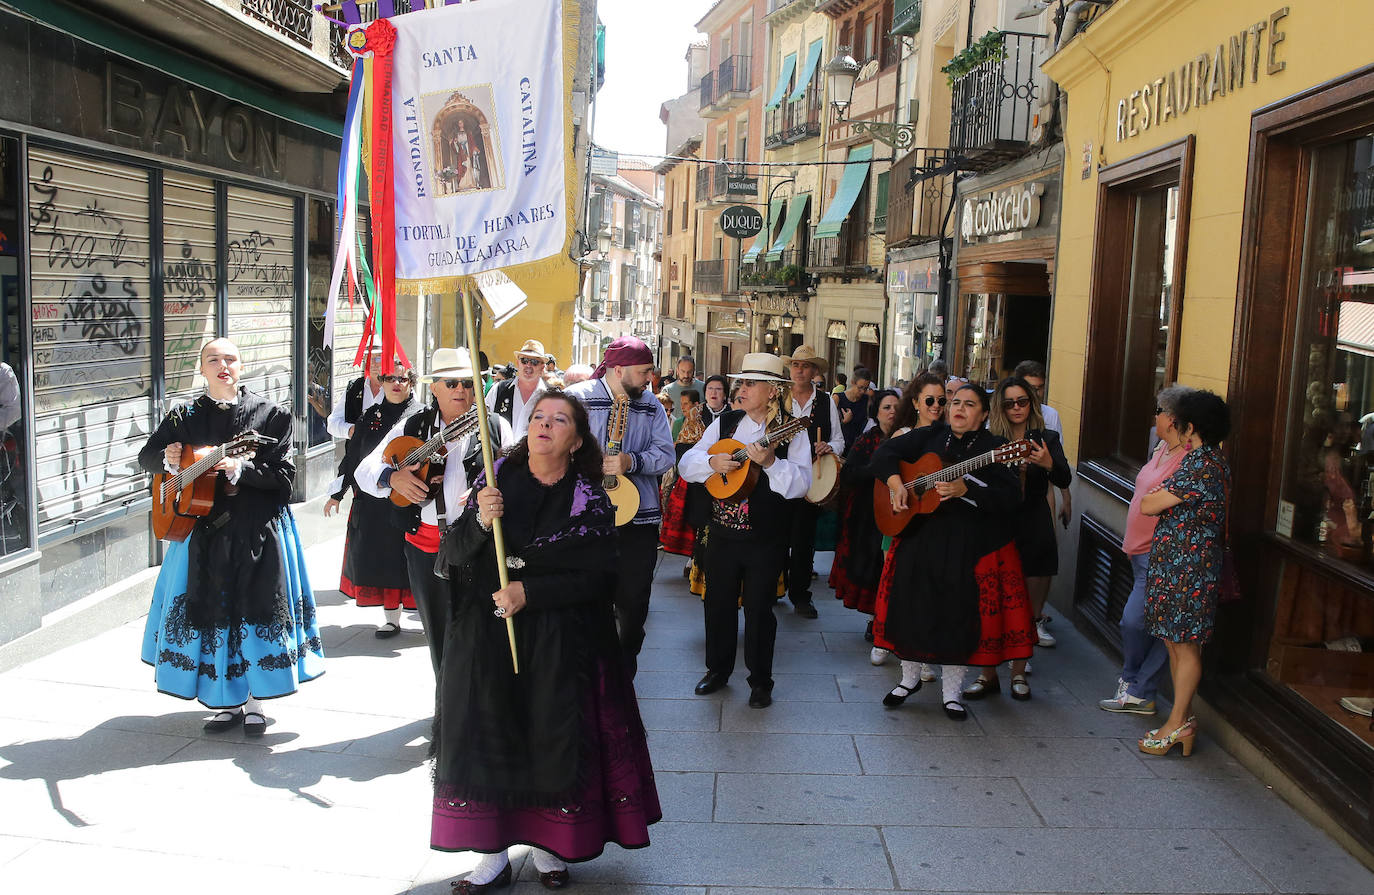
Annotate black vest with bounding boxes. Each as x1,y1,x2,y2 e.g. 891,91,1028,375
805,391,832,453
343,377,367,425
711,410,795,542
491,378,517,424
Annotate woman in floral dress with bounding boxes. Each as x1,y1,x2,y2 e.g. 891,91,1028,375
1140,389,1231,757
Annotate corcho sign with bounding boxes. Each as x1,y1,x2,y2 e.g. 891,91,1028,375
720,204,764,239
960,181,1045,243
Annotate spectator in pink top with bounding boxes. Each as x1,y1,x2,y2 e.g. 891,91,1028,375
1098,385,1195,715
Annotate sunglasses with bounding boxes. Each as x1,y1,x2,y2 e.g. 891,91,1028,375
922,396,947,407
519,358,546,367
1002,397,1032,409
378,374,410,384
441,378,474,390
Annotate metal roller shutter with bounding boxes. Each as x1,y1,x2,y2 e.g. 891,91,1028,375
162,171,218,409
226,186,295,411
27,148,154,533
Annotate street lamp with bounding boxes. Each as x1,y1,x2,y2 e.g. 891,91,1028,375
735,308,747,326
824,49,916,151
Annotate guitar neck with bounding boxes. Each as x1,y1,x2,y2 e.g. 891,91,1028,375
729,420,805,462
907,448,999,492
404,410,478,467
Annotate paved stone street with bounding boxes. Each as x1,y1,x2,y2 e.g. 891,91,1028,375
1,505,1372,894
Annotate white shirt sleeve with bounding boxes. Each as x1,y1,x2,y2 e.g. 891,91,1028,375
485,383,499,412
0,363,19,431
763,429,812,499
679,419,722,484
326,389,353,439
355,416,410,498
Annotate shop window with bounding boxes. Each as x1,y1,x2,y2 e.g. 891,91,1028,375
0,135,30,555
826,319,848,377
27,148,154,535
1080,137,1194,488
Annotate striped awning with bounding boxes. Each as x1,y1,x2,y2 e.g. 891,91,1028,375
1338,301,1374,358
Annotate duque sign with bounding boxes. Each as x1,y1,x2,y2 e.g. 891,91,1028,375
720,204,764,239
960,181,1046,243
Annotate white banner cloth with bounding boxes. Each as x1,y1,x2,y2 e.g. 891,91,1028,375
388,0,567,282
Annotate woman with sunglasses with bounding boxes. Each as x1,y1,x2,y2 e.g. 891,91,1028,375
964,376,1072,701
868,384,1034,720
327,362,421,638
830,389,901,655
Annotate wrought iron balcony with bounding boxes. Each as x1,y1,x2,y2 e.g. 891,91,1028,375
739,252,807,293
810,226,870,275
692,259,738,295
698,70,716,112
948,30,1048,170
695,166,713,202
766,0,810,25
329,1,424,68
766,96,822,148
891,0,922,37
713,56,751,107
887,147,958,244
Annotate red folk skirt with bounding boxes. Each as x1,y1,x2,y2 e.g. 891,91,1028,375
872,539,1035,666
659,476,695,556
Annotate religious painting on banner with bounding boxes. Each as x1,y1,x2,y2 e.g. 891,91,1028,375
386,0,573,290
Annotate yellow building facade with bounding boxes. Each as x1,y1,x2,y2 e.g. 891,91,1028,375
1046,0,1374,855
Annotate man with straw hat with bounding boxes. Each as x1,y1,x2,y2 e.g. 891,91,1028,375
356,347,513,676
485,338,551,440
783,345,844,620
566,336,675,678
679,353,812,708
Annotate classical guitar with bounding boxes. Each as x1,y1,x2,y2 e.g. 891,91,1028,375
873,439,1034,537
151,430,280,542
383,406,482,507
603,396,641,526
705,416,811,503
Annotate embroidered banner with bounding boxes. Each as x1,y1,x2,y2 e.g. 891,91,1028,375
387,0,571,291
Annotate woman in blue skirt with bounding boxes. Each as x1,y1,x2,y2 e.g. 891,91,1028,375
138,338,323,736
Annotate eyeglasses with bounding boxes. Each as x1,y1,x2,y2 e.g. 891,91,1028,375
518,358,546,367
1002,397,1031,410
1154,406,1168,415
922,396,947,407
441,378,474,390
378,374,410,384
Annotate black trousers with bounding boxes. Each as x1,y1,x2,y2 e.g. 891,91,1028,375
703,534,787,690
405,541,449,678
785,501,819,605
612,522,660,678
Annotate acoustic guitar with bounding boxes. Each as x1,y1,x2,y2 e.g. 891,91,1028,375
604,396,640,526
705,416,811,503
151,430,279,542
383,406,481,507
872,439,1034,537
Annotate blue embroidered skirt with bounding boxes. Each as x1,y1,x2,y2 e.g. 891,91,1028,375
140,509,325,708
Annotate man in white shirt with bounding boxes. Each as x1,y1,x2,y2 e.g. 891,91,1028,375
310,347,386,440
357,347,514,675
782,345,844,619
485,338,549,440
680,352,811,708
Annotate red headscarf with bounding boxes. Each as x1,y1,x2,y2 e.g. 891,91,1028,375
592,337,654,379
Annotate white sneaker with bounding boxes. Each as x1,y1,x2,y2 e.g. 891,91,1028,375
870,647,889,666
1098,690,1157,714
1035,617,1057,648
919,663,936,682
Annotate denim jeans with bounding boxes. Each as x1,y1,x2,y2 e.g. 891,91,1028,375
1120,552,1169,701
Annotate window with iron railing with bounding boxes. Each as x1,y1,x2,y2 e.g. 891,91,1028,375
948,31,1048,160
698,71,715,110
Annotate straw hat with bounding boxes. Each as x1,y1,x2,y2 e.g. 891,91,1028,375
728,352,790,382
785,345,828,373
514,339,552,362
423,347,475,380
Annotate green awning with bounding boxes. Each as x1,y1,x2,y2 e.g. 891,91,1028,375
742,195,786,263
789,40,825,103
764,194,811,262
815,145,874,238
765,53,797,110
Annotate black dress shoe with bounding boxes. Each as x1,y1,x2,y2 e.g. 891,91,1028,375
374,621,401,639
748,687,773,708
203,708,244,733
882,681,920,707
452,862,512,893
694,671,729,695
539,868,570,889
943,700,969,721
243,711,268,738
793,601,818,619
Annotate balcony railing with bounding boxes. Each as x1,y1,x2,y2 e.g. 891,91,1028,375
698,70,715,111
765,95,822,148
692,259,738,295
767,0,801,14
695,166,713,202
948,30,1048,169
891,0,922,37
887,147,957,244
714,56,750,102
712,164,742,200
739,251,807,292
810,226,870,273
329,1,424,67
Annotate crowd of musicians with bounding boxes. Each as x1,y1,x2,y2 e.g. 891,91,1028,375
138,334,1232,891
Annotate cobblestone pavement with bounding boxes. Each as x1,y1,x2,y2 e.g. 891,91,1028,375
1,508,1371,894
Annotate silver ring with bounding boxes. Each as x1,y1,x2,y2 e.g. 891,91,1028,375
493,607,506,618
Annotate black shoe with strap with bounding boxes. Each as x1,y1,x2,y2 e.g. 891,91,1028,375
882,681,921,707
452,862,512,893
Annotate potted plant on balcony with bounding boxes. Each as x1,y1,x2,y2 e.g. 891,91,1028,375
774,263,806,289
941,29,1007,86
